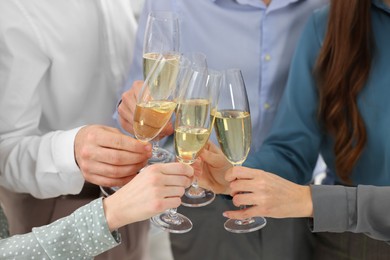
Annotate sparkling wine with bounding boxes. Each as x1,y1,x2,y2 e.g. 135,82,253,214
134,100,176,142
143,52,180,99
174,126,210,164
176,99,210,128
213,110,251,165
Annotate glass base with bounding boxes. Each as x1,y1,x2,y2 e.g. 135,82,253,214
148,147,175,164
150,212,193,234
100,186,120,198
224,216,266,233
181,187,215,207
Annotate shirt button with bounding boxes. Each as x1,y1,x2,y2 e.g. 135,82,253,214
264,54,271,61
264,103,270,109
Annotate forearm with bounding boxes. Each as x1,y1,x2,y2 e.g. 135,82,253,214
0,128,84,198
0,198,120,259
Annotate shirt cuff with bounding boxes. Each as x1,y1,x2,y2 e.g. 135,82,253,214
51,127,85,194
52,127,82,173
311,185,352,233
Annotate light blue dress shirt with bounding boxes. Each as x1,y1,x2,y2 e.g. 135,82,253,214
124,0,328,161
246,1,390,186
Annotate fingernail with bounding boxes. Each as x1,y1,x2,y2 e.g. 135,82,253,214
144,145,152,151
222,212,228,218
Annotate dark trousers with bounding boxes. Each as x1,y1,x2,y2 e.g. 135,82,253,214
170,196,315,260
314,232,390,260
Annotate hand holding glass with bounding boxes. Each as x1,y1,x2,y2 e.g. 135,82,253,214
214,69,267,233
146,56,194,233
176,68,222,207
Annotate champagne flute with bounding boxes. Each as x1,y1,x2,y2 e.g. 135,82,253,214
148,56,194,233
143,11,180,163
213,69,267,233
100,55,179,197
180,68,222,207
178,52,217,207
100,13,180,196
133,55,179,150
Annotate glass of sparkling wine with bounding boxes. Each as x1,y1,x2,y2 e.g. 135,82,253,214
143,11,180,163
99,54,181,197
133,54,179,151
213,69,267,233
146,56,195,233
179,54,220,207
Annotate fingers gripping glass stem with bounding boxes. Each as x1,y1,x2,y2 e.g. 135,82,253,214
214,69,266,233
177,65,222,207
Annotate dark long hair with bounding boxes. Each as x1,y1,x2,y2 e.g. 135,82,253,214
315,0,372,183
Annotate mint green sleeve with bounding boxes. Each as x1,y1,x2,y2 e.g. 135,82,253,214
0,207,8,239
0,198,120,259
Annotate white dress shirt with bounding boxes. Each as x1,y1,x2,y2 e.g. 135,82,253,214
0,0,137,198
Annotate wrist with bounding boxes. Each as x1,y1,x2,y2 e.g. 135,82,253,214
302,185,314,217
103,196,121,231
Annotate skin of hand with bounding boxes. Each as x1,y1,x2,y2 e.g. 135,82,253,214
222,166,313,220
103,162,194,231
195,141,233,194
117,80,174,138
74,124,152,187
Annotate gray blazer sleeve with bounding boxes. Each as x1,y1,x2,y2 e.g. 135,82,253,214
311,185,390,242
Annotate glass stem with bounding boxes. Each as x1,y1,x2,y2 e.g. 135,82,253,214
234,164,254,225
191,178,199,189
167,208,178,219
151,140,160,158
236,205,255,225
